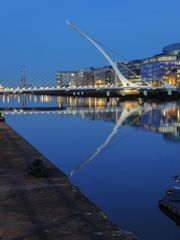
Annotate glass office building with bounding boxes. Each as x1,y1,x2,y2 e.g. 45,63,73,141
141,43,180,85
117,60,142,84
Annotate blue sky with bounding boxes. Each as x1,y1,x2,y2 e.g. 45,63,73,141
0,0,180,85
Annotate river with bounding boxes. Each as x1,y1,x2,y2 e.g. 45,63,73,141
1,94,180,240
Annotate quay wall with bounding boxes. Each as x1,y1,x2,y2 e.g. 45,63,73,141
0,121,138,240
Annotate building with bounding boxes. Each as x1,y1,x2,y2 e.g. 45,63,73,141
56,67,115,87
141,43,180,85
56,68,95,87
77,68,94,86
56,43,180,87
117,60,142,84
93,66,115,86
56,71,79,87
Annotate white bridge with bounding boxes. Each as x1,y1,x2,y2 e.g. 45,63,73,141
0,21,178,97
65,20,177,93
0,83,178,97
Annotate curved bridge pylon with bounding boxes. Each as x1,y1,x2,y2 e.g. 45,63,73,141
66,20,139,88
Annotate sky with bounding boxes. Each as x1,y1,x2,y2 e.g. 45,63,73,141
0,0,180,86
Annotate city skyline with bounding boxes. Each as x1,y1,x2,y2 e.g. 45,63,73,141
0,0,180,85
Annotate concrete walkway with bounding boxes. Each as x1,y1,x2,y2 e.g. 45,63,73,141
0,122,138,240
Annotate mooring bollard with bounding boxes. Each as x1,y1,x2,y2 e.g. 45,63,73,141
28,159,49,177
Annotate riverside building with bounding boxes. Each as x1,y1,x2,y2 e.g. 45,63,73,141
56,68,94,87
93,66,115,86
117,60,142,84
56,43,180,87
141,43,180,86
77,68,94,86
56,71,78,87
56,67,114,87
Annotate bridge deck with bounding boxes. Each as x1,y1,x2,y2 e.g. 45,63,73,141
0,121,137,240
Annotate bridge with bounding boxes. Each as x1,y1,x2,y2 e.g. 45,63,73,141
0,21,179,98
0,106,123,116
0,84,179,98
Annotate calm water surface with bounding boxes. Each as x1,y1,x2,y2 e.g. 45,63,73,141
1,94,180,240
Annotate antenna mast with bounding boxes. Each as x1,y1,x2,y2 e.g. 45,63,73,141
20,65,26,88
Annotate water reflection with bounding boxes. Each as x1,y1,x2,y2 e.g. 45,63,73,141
159,205,180,226
1,95,180,173
1,95,180,144
1,94,180,239
0,96,179,140
71,102,180,174
70,103,145,176
0,94,119,108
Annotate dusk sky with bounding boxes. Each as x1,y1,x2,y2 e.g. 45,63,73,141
0,0,180,85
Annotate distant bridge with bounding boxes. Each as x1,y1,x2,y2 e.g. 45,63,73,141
0,84,179,98
0,20,179,98
0,106,122,115
65,20,178,95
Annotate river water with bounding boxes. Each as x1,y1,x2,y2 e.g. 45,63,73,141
1,94,180,240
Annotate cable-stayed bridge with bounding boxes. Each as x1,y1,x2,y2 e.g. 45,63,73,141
0,21,179,98
0,84,179,98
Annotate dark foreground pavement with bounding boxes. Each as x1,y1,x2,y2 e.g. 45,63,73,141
0,122,138,240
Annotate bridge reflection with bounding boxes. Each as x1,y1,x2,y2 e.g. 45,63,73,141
1,96,180,141
1,95,180,174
